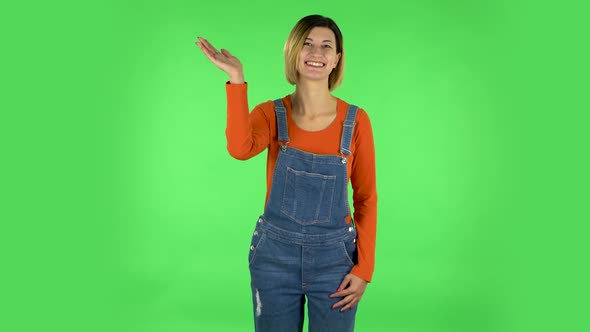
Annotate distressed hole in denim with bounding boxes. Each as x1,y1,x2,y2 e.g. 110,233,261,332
255,289,262,317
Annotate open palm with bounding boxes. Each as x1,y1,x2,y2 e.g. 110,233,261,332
196,37,244,83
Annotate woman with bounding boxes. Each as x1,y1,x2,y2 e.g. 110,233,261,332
196,14,377,332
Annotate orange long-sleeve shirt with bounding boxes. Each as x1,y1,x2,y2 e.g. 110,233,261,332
226,83,377,282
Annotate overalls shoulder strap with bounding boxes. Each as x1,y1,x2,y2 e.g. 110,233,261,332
274,98,359,152
340,104,359,156
273,99,290,143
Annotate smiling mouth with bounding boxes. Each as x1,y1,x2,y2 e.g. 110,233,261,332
305,61,326,67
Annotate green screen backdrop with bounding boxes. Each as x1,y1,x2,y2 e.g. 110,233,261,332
2,1,588,332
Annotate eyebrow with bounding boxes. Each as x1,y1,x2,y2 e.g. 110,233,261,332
305,37,333,43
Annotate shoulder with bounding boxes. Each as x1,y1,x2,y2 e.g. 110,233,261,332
355,108,370,123
251,99,277,119
338,98,371,124
253,96,291,117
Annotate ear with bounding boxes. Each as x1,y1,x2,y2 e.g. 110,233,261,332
334,52,341,68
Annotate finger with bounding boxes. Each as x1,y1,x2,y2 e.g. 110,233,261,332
340,294,359,311
198,45,220,63
338,275,352,291
340,298,358,312
196,42,224,64
331,286,356,299
200,37,220,55
196,37,208,51
196,41,209,54
332,298,347,309
201,43,219,59
196,37,216,57
220,49,233,58
330,276,352,298
332,294,355,310
330,275,350,297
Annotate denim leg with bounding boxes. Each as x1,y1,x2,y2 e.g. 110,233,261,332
249,234,305,332
304,242,357,332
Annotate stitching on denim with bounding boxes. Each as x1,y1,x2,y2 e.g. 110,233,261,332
249,233,266,266
340,240,355,266
280,167,336,225
281,152,346,165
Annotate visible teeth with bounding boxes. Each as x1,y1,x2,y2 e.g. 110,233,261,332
306,61,324,67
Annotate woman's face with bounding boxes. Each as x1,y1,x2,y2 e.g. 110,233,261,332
297,27,341,82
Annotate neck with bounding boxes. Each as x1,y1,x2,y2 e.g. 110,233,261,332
291,80,334,116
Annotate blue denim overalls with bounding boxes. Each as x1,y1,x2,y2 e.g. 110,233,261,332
248,98,359,332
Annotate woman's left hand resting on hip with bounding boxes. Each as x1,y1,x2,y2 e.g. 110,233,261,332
329,273,368,311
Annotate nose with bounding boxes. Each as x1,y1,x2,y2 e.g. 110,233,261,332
309,45,323,55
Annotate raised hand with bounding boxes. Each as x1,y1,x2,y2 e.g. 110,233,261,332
195,37,244,84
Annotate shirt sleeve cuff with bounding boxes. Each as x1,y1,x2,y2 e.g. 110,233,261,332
225,81,247,85
351,265,373,283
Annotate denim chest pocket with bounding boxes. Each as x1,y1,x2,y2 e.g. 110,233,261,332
280,167,337,225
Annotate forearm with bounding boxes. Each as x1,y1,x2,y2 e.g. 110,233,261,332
225,83,268,160
351,196,377,282
350,109,378,282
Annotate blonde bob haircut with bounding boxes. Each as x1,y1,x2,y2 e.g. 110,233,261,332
284,15,345,91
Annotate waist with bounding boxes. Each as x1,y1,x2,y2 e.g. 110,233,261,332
257,215,356,246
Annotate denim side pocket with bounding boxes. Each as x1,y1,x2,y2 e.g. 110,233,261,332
340,239,358,267
248,231,266,266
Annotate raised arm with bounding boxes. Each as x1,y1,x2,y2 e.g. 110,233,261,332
195,37,269,160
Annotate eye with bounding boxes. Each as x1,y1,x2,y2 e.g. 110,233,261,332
322,44,332,49
303,42,312,46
